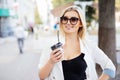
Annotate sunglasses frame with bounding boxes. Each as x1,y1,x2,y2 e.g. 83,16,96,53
60,16,81,25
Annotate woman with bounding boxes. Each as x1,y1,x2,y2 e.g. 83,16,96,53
38,6,116,80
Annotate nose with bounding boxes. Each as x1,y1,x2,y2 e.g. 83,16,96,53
67,20,71,24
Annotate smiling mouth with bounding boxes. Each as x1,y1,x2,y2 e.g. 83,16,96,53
65,26,74,30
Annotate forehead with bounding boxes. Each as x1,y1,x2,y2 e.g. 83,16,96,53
64,10,79,18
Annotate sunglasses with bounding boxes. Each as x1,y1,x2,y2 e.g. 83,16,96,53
60,16,80,25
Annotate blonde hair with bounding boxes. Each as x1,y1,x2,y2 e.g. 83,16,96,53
59,6,87,40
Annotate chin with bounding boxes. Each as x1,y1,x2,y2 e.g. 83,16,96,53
64,30,74,34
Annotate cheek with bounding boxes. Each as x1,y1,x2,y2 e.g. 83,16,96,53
76,22,82,29
75,26,80,32
75,23,81,29
60,26,66,32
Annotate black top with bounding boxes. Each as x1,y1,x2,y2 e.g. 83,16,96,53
62,53,87,80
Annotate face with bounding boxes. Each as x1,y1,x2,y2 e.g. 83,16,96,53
60,10,82,34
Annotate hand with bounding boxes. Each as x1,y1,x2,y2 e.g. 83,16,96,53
49,48,63,64
98,74,110,80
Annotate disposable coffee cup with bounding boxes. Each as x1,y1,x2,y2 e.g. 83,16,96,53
51,42,62,51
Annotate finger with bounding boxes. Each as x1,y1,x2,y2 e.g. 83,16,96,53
51,54,63,63
54,50,63,57
52,48,62,54
50,49,63,63
51,51,62,59
56,54,62,60
51,49,60,54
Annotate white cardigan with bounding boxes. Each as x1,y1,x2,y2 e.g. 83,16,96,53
39,39,116,80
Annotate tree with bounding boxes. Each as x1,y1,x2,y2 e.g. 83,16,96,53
78,0,95,27
34,6,42,24
98,0,117,79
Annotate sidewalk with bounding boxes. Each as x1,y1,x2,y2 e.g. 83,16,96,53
0,37,16,45
0,37,40,80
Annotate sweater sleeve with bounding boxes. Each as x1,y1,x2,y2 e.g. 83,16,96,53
90,43,116,78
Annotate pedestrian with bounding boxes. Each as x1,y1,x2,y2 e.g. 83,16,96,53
15,23,25,53
30,26,34,35
38,6,116,80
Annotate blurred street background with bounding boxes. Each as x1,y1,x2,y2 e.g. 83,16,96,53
0,0,120,80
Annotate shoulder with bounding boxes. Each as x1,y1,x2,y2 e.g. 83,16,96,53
81,37,103,58
82,37,98,48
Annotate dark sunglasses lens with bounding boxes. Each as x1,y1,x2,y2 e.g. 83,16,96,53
61,17,79,25
70,17,78,25
61,17,68,24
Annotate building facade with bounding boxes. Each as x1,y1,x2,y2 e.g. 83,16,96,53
0,0,11,37
0,0,35,37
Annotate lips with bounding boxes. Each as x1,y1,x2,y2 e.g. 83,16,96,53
65,25,74,30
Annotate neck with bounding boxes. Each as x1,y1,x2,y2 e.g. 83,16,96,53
64,33,79,47
63,33,81,56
